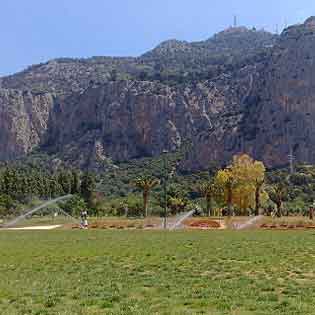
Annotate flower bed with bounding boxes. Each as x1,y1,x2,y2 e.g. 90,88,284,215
260,223,315,230
185,219,221,229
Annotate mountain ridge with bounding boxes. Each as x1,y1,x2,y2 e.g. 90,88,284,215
1,20,314,170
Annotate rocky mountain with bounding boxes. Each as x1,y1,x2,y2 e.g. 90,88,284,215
239,17,315,167
141,27,276,73
0,89,53,160
1,18,315,170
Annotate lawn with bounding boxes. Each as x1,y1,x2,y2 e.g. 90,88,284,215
1,230,315,315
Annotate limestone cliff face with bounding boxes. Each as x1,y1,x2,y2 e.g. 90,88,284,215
0,89,54,160
44,68,253,169
2,19,315,170
239,17,315,167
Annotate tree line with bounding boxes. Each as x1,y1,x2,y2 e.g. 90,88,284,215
0,166,96,217
133,154,293,218
0,153,307,219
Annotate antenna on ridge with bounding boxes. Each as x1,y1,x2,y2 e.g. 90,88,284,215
276,24,279,35
234,15,237,28
288,146,295,175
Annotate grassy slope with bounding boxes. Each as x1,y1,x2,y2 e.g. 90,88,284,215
1,230,315,315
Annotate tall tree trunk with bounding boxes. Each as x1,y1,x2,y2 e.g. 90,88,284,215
207,196,213,217
276,202,282,217
143,191,149,217
227,187,233,217
255,186,260,216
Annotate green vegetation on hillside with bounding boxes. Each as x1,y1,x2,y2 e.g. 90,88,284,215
1,152,315,220
2,27,277,95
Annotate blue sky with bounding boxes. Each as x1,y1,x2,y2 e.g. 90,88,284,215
0,0,314,76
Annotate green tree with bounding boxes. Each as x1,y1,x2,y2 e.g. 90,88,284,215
60,195,86,216
134,177,160,217
268,183,288,217
168,196,188,215
58,171,72,195
215,154,266,216
198,181,219,217
0,194,15,217
216,167,237,216
50,176,64,198
81,172,96,207
71,170,81,194
254,179,265,216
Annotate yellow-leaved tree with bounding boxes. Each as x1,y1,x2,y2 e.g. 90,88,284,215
215,154,266,215
198,180,222,217
215,167,238,216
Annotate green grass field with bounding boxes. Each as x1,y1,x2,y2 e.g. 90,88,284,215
1,230,315,315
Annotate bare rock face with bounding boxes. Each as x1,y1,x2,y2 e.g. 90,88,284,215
2,19,315,170
238,17,315,167
0,89,54,160
44,69,253,169
45,81,210,167
304,16,315,28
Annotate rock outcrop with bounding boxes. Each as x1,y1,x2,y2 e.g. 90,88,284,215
239,17,315,167
43,64,257,169
0,89,54,160
1,19,315,170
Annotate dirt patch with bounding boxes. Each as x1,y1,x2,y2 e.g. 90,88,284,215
69,218,162,230
3,225,62,230
260,223,315,230
68,218,225,231
184,219,224,230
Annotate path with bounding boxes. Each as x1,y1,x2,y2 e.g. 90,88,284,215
3,225,62,230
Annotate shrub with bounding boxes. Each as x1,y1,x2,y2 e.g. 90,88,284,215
59,195,86,216
0,194,18,217
117,195,143,217
290,173,312,186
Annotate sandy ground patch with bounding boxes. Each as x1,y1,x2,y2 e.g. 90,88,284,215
3,225,62,230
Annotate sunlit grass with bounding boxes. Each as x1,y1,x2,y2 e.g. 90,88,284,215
1,230,315,314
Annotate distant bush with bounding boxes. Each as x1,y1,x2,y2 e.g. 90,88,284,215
289,173,312,186
96,195,144,217
117,195,144,217
59,195,86,216
0,194,18,217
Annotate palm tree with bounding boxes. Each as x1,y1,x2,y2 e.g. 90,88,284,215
254,179,264,216
199,181,219,217
268,183,288,217
134,177,160,217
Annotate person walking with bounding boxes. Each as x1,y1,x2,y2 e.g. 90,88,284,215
309,206,314,221
80,210,88,229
